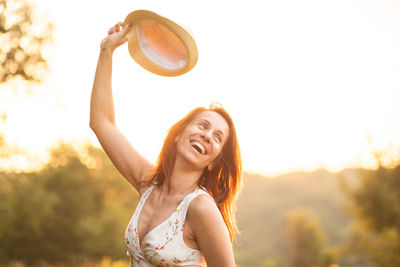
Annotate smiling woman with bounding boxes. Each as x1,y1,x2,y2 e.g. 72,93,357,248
89,21,242,267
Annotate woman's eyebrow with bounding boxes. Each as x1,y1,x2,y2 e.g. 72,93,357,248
200,119,225,138
216,129,225,138
198,119,211,126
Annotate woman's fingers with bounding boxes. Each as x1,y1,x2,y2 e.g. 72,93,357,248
113,22,123,33
101,22,133,51
121,23,133,36
110,23,133,37
108,22,123,35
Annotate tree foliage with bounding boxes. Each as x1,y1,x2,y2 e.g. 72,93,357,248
0,143,138,265
0,0,52,83
285,210,337,267
343,165,400,267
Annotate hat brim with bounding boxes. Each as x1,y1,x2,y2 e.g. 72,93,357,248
124,10,198,77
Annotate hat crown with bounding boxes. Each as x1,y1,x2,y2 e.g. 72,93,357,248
136,19,188,70
125,10,198,76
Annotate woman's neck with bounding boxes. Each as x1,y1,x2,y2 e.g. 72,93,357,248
161,157,203,196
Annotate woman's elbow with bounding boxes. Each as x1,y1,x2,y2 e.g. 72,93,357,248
89,119,100,133
89,118,115,134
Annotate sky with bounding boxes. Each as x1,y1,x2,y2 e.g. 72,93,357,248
1,0,400,177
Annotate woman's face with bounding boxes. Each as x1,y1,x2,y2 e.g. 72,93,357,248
175,111,230,170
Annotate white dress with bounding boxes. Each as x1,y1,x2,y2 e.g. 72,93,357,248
125,185,208,266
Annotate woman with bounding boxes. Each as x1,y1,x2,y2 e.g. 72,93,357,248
90,22,242,267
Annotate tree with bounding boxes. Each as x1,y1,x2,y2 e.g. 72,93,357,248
0,143,138,265
0,0,52,83
0,0,53,170
285,210,337,267
342,165,400,267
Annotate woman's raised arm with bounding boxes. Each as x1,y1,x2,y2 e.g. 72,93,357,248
90,22,152,193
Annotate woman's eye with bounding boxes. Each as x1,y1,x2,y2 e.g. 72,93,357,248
198,123,206,129
215,135,222,143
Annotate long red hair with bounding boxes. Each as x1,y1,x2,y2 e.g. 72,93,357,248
144,105,242,242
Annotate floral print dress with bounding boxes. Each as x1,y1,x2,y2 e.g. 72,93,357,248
125,185,208,267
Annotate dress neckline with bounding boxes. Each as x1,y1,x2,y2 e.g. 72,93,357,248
136,185,203,251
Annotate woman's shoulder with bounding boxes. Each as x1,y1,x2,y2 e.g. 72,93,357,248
187,192,221,222
186,191,231,252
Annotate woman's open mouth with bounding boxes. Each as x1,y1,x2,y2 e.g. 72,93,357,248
190,140,207,155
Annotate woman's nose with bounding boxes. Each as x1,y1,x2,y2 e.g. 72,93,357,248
201,130,212,143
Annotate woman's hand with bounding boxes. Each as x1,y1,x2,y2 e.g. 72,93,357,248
100,22,133,53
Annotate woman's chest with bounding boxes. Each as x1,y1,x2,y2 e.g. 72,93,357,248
138,196,184,240
125,187,206,266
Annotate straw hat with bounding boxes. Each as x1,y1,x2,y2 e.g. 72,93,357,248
124,10,198,77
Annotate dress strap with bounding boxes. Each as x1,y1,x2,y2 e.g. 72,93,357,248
137,185,155,210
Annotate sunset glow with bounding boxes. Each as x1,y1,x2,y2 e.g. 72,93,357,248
1,0,400,176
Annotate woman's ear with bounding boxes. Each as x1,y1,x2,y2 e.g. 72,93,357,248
208,163,214,172
209,153,223,172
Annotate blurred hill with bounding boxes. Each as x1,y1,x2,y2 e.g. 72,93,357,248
234,169,361,267
0,143,386,266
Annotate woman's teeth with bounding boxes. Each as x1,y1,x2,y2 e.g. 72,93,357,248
191,141,206,155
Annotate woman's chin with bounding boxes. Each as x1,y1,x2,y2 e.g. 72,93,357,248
177,152,209,171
